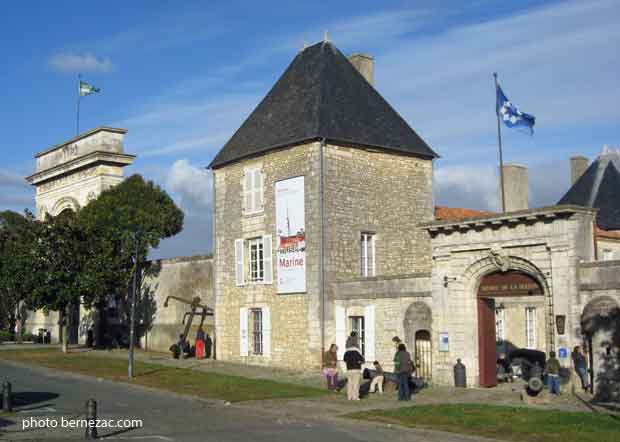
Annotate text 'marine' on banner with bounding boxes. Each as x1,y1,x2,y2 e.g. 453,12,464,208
275,176,306,294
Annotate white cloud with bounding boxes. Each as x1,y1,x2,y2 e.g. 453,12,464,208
434,164,499,211
49,53,113,73
149,160,212,259
166,160,212,211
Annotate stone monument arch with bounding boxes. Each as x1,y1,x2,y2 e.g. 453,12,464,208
26,127,135,220
24,127,135,344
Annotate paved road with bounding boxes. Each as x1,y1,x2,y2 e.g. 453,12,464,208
0,361,491,442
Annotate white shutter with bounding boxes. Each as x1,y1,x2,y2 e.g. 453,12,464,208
262,235,272,284
262,306,271,358
364,304,376,362
235,239,245,286
240,307,248,356
243,172,252,213
335,305,346,360
255,169,263,210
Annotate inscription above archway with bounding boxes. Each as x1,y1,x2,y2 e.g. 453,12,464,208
478,271,543,297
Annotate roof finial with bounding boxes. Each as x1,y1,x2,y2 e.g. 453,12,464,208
324,30,330,42
302,41,308,51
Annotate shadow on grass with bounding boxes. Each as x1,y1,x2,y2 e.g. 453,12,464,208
0,416,16,429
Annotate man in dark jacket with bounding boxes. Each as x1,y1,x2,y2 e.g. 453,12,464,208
343,345,365,400
395,343,412,400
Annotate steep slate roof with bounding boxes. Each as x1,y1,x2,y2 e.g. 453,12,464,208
558,149,620,230
209,41,438,169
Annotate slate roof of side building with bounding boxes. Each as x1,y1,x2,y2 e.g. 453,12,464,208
209,40,438,169
558,148,620,231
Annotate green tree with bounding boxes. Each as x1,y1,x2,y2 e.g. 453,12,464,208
0,210,40,341
29,210,88,352
78,174,184,347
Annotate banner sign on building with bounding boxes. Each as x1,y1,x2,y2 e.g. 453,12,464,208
275,176,306,294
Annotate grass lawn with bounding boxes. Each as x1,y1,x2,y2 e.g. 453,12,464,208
0,349,327,403
349,404,620,442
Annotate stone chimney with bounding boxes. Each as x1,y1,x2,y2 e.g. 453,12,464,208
570,156,589,185
348,53,374,86
501,164,528,212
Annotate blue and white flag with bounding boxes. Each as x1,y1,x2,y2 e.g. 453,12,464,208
496,85,535,135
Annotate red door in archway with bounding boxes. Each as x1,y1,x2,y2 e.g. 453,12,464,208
477,297,497,387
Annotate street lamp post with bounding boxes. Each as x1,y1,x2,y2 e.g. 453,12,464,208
128,232,139,379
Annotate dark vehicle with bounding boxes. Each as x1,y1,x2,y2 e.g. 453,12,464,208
508,348,546,380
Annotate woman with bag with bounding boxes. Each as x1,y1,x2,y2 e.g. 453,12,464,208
322,344,339,390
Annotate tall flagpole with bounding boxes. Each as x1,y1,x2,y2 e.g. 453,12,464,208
76,74,81,136
493,72,506,213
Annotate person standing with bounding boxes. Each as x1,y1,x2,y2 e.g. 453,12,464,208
572,346,589,392
195,326,206,359
395,343,412,401
205,333,213,359
323,344,339,390
343,343,365,400
369,361,384,394
543,351,561,395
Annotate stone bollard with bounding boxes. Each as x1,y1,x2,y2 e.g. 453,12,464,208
2,381,12,412
85,398,97,439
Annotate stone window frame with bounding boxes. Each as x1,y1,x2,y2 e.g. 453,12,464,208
251,308,264,356
360,232,376,278
242,167,264,216
495,305,505,344
248,237,265,282
601,248,613,261
349,315,366,356
525,306,537,349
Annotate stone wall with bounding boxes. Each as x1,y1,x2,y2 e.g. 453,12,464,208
214,142,321,370
213,142,434,370
140,255,214,353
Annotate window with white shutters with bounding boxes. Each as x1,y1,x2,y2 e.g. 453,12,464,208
360,233,376,277
249,238,264,282
243,168,264,215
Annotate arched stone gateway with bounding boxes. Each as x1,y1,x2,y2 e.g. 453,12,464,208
463,254,552,387
404,301,432,380
581,296,620,400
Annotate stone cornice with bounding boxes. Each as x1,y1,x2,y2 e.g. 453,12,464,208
34,127,127,158
420,205,597,234
26,151,136,185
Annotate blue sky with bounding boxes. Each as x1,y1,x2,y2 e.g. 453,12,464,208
1,0,619,258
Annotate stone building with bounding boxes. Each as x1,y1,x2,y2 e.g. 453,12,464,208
210,40,437,370
209,38,619,396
